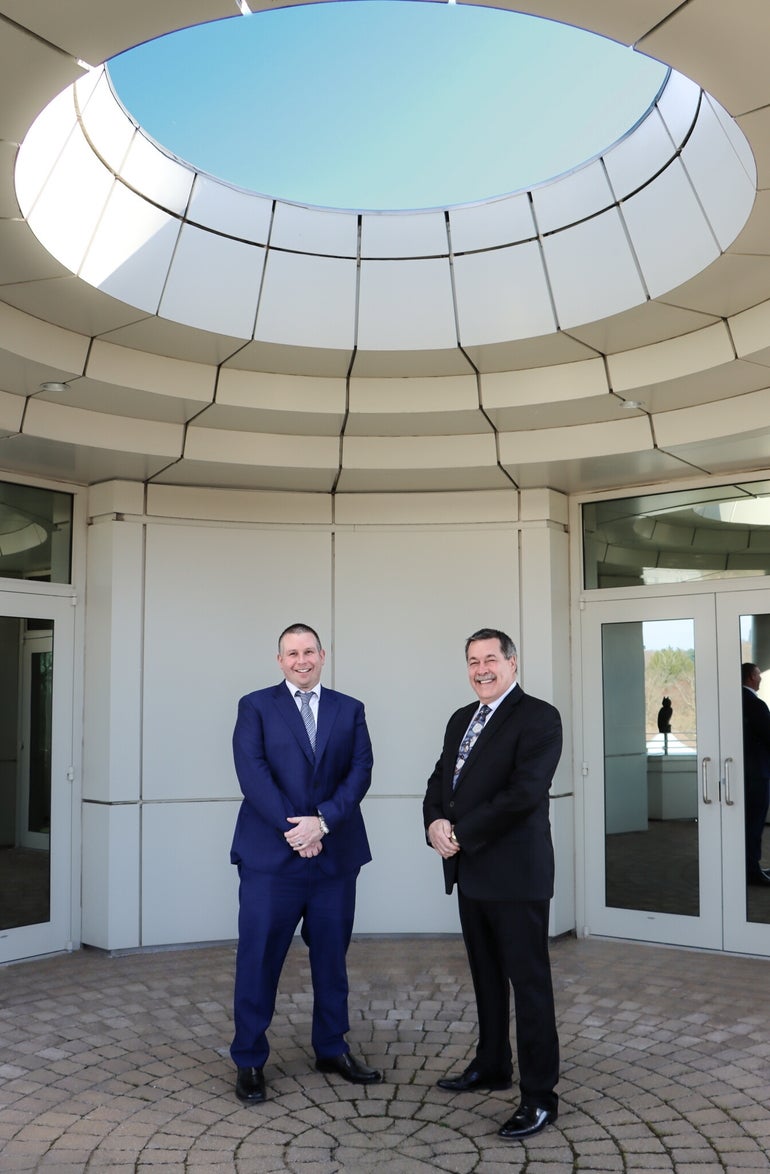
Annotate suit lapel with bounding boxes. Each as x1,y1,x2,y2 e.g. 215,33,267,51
315,688,339,762
451,687,523,790
273,682,315,764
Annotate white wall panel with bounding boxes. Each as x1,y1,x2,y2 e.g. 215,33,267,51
78,70,135,174
81,802,140,950
544,209,646,328
270,202,357,257
141,523,332,802
454,242,556,344
80,182,181,312
120,131,194,215
604,109,676,200
622,159,720,299
188,173,272,243
255,251,356,349
14,88,79,216
449,193,535,253
358,258,456,350
26,124,115,274
656,69,701,146
533,159,614,233
361,210,447,258
141,801,239,946
681,99,757,250
160,224,264,337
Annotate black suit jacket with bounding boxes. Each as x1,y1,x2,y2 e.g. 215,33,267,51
423,685,562,902
742,686,770,779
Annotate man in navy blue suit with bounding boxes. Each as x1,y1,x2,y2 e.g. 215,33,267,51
230,623,382,1103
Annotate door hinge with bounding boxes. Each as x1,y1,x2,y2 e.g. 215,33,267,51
70,595,77,606
581,762,589,776
66,766,75,782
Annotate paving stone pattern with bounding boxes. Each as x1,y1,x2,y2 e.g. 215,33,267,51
1,935,769,1172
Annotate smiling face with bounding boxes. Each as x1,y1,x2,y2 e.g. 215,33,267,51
466,637,517,704
278,630,326,692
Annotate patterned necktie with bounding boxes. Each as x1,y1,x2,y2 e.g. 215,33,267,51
296,690,316,752
453,704,491,788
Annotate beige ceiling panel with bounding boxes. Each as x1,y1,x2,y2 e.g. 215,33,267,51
149,459,338,492
499,415,653,463
660,254,770,321
0,349,86,399
255,252,356,349
349,374,478,414
0,20,82,141
662,434,770,476
361,211,448,258
335,466,510,493
0,2,233,66
24,399,183,456
190,402,344,437
146,484,332,524
654,387,770,447
0,142,19,218
349,348,474,379
184,427,339,471
620,359,770,416
35,376,208,425
358,259,456,350
270,203,357,258
343,433,497,470
0,303,88,372
481,358,608,408
731,300,770,365
0,274,149,338
0,389,24,432
463,333,598,375
609,321,733,393
224,340,353,379
638,0,770,116
449,193,535,254
0,432,179,485
217,369,346,414
343,409,489,438
86,341,215,402
454,242,556,345
484,396,631,434
566,301,718,357
544,209,646,328
737,109,770,190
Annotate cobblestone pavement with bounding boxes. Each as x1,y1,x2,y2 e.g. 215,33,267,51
1,934,769,1172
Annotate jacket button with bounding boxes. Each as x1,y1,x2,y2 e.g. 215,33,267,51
449,800,455,809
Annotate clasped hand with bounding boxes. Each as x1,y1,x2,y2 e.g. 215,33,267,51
428,818,460,859
285,815,324,858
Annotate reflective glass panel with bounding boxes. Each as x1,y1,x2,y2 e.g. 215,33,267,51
0,618,53,930
0,481,72,584
584,480,770,589
740,613,770,925
602,618,699,916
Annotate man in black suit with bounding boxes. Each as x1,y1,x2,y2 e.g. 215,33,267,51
741,662,770,886
423,627,562,1141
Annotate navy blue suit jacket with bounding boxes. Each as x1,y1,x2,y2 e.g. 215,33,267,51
231,682,373,877
423,685,562,902
742,685,770,779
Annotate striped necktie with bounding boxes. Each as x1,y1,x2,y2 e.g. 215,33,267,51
296,690,316,753
452,704,491,788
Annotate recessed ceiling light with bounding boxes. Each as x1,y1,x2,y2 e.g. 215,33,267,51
622,399,643,410
39,381,68,393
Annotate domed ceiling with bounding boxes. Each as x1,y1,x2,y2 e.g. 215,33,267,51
1,0,770,495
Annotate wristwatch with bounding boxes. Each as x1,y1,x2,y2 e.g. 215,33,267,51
317,811,330,836
450,828,459,845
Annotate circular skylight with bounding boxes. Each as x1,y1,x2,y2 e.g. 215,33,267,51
107,2,668,211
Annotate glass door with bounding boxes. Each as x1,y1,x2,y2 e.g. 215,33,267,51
0,592,75,964
582,589,770,956
582,594,723,950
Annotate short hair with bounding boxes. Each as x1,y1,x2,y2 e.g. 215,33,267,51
278,623,322,654
742,661,759,684
465,628,517,660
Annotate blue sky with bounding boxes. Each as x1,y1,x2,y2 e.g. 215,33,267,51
108,2,668,211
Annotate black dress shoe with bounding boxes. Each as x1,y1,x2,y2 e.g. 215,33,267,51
498,1103,557,1139
747,869,770,886
235,1066,267,1103
437,1065,513,1093
315,1052,383,1084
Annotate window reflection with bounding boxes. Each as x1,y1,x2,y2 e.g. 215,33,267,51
0,480,72,584
584,480,770,590
741,614,770,924
603,619,699,916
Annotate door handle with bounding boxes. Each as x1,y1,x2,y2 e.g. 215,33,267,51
723,756,735,805
701,756,712,804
